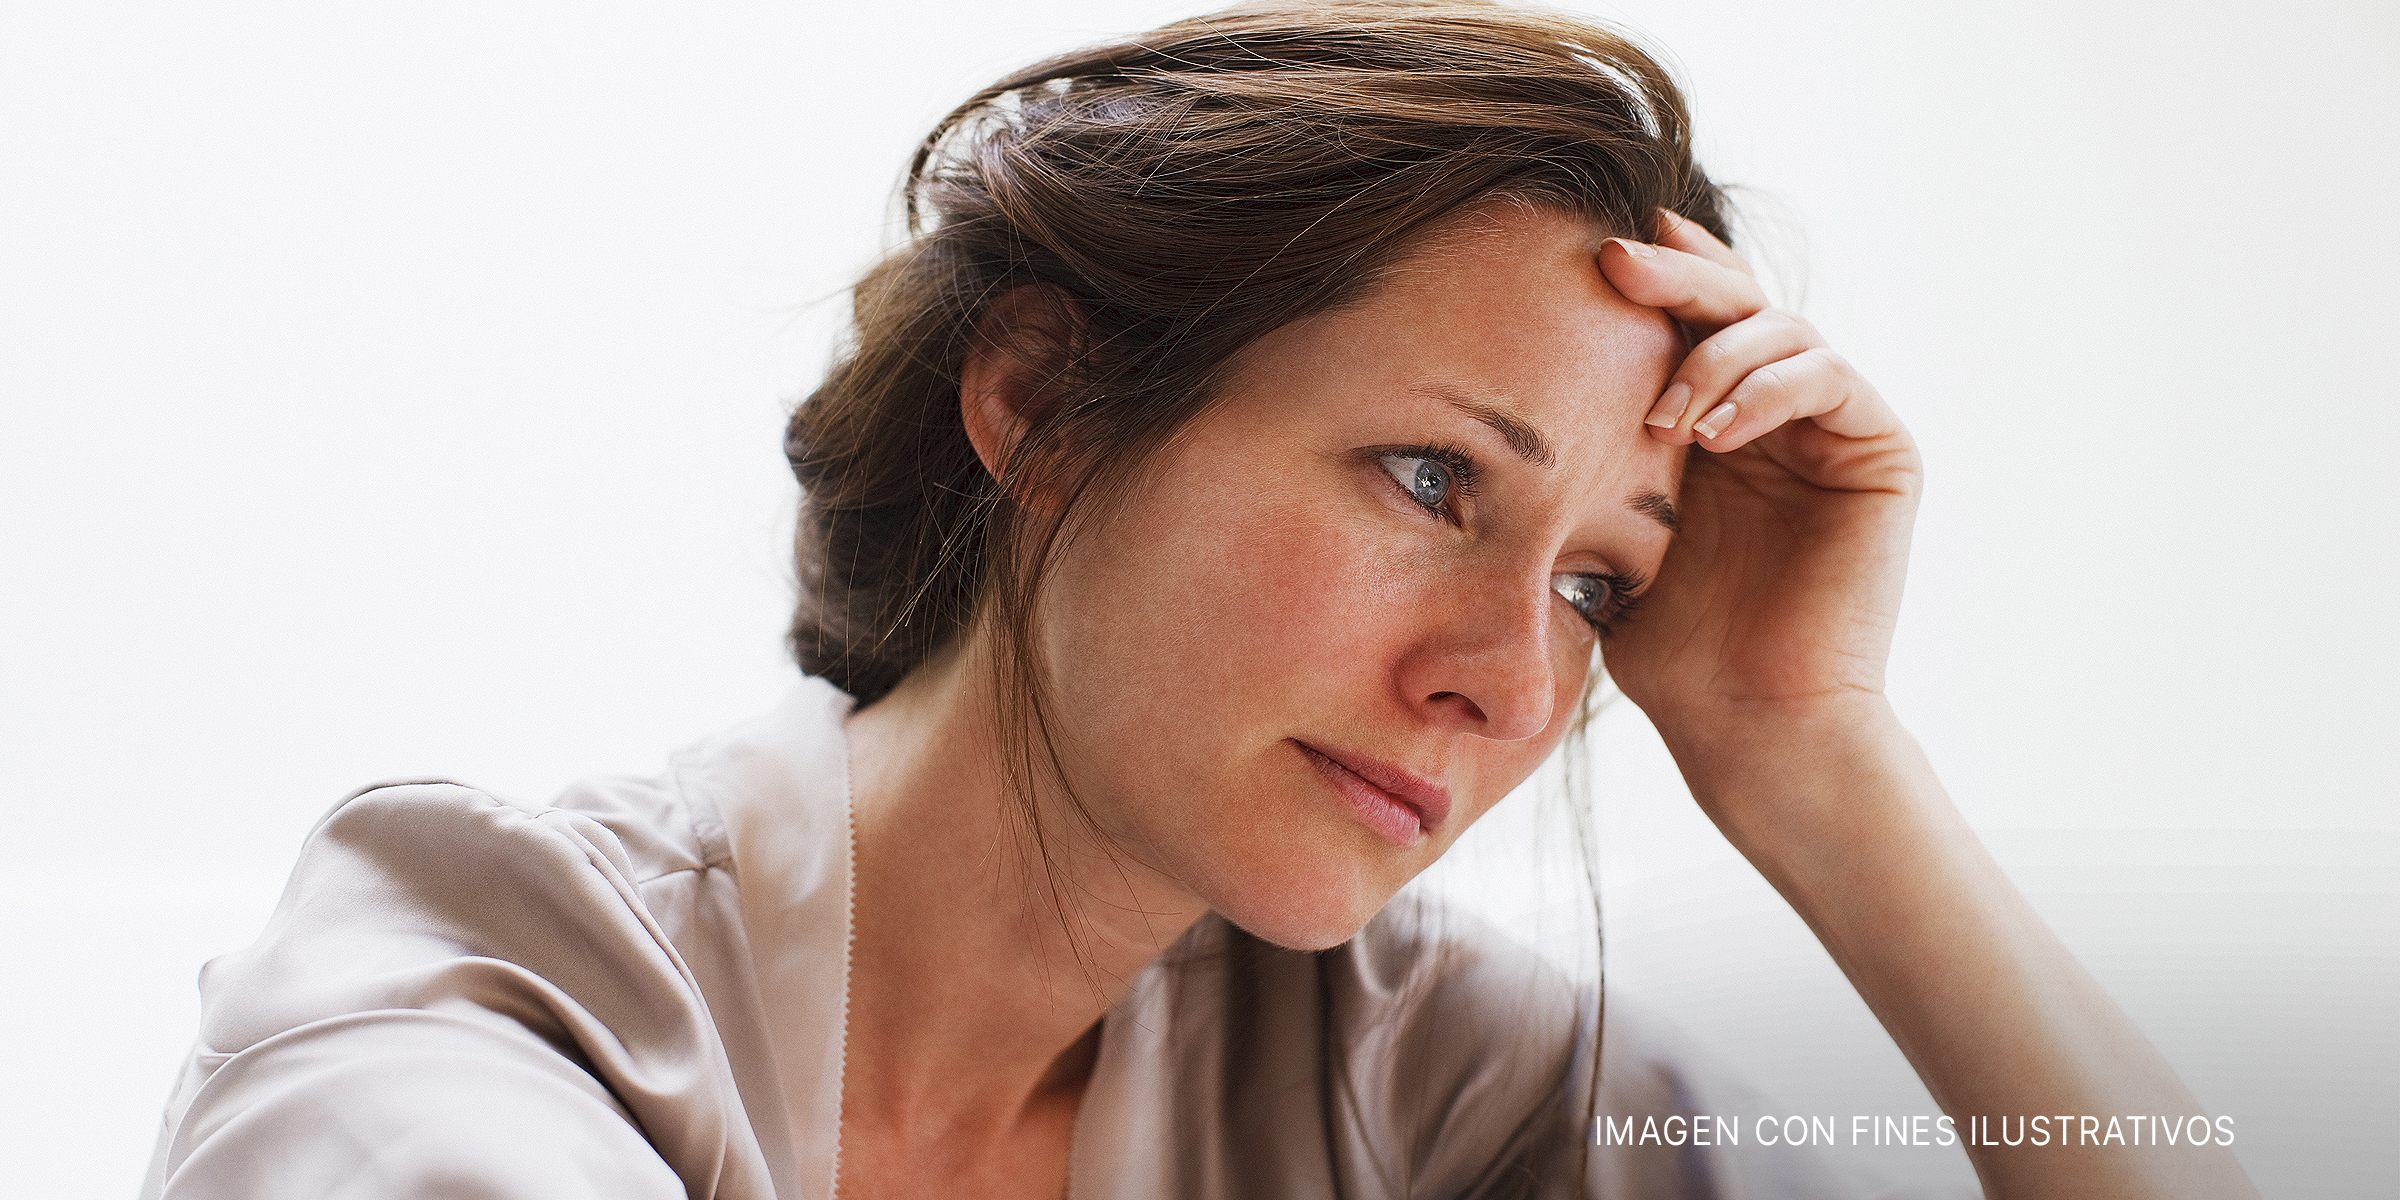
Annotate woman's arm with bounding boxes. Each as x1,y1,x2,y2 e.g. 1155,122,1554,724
1667,698,2251,1198
1595,216,2257,1200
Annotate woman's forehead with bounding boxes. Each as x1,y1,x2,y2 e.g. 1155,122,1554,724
1368,203,1674,341
1254,207,1685,476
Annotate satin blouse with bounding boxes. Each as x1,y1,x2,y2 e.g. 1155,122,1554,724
142,679,1909,1199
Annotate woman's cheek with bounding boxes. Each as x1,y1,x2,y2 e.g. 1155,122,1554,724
1229,527,1402,673
1552,610,1598,705
1048,491,1395,738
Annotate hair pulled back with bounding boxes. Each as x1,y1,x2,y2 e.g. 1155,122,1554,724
786,0,1728,708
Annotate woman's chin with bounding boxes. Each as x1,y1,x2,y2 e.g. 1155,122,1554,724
1205,874,1398,952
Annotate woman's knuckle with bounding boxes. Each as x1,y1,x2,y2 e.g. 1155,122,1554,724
1804,347,1855,383
1691,337,1741,374
1748,362,1790,399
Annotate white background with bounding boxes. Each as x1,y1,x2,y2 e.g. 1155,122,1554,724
2,1,2392,1196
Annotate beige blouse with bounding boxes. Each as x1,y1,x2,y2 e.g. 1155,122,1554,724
142,679,1906,1198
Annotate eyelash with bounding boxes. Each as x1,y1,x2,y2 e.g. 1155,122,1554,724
1372,443,1648,636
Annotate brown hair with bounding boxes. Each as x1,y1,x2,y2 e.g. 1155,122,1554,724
786,0,1726,712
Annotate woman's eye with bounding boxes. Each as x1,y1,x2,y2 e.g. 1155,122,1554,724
1551,573,1612,621
1380,453,1454,510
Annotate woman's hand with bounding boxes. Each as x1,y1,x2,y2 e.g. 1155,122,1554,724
1594,212,1921,742
1588,214,2260,1200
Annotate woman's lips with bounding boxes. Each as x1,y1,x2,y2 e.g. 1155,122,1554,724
1293,740,1453,848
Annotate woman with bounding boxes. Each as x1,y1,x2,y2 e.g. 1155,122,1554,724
142,3,2258,1197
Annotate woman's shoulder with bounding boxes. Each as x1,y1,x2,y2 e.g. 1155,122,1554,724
186,776,734,1094
147,759,787,1197
311,771,719,897
219,768,732,992
328,674,860,915
229,775,724,1041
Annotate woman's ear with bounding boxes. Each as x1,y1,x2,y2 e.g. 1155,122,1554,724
961,286,1080,502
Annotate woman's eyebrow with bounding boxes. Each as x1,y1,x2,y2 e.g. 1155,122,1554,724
1440,393,1556,468
1628,490,1680,532
1426,389,1675,530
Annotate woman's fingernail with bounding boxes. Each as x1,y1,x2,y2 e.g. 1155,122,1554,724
1692,401,1737,440
1611,237,1658,259
1644,381,1691,428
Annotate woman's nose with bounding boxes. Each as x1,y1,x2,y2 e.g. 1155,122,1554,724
1397,575,1560,743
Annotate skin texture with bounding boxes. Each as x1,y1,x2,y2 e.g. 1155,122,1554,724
831,205,2260,1199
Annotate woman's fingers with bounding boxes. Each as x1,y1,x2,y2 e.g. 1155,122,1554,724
1641,307,1820,435
1598,236,1765,337
1661,340,1898,457
1684,346,1854,450
1654,209,1749,274
1604,211,1908,460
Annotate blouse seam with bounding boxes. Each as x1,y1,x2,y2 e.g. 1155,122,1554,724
670,751,738,872
337,777,722,888
828,714,858,1200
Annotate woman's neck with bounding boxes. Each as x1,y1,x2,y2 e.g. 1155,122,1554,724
838,635,1209,1151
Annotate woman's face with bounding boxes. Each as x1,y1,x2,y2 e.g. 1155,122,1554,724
1038,204,1684,950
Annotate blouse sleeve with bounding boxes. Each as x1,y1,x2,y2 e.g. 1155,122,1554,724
142,781,773,1200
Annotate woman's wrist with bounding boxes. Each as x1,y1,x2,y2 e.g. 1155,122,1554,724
1643,692,1925,843
1648,693,1984,961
